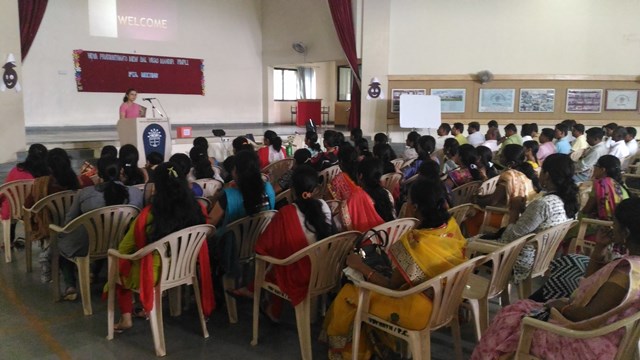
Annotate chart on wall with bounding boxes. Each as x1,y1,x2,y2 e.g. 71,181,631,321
73,50,204,95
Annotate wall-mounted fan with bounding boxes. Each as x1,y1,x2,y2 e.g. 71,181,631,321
292,42,307,55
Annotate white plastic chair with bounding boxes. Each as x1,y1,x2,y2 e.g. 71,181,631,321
464,234,535,340
195,196,212,212
193,178,223,199
106,224,215,357
478,205,510,235
222,210,277,324
23,190,76,272
448,203,475,233
477,176,499,196
49,205,140,315
349,256,485,360
568,217,613,255
366,217,419,251
518,220,578,299
275,188,294,207
450,180,482,207
261,158,295,189
251,231,361,360
391,158,405,169
516,310,640,360
0,179,34,263
313,165,342,199
380,173,402,195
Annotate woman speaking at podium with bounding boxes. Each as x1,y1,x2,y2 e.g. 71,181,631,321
119,88,144,119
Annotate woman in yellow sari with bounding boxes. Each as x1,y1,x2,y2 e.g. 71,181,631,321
321,177,467,359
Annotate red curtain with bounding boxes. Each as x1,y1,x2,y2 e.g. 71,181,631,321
18,0,48,61
328,0,360,129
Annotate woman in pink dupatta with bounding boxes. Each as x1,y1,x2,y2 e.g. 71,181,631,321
472,198,640,360
255,166,333,320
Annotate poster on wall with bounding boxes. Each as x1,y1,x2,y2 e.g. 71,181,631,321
519,89,555,113
88,0,177,42
430,89,466,113
605,89,639,111
73,50,204,95
391,89,426,113
478,89,515,113
566,89,602,113
1,53,21,92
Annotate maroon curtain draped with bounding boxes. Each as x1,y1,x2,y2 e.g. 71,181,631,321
328,0,360,129
18,0,48,61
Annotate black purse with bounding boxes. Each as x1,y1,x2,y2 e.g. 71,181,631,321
354,228,393,279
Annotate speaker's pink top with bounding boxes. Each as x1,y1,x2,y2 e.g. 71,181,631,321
119,102,141,118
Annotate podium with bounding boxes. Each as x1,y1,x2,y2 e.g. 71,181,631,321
117,118,172,168
296,99,322,127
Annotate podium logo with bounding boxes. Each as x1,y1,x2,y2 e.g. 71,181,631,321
142,124,166,161
147,128,162,147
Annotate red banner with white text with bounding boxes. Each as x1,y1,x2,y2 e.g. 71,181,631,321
73,50,204,95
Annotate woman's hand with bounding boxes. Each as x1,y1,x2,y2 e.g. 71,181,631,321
545,298,570,311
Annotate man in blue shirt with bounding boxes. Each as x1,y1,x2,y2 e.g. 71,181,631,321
554,123,571,154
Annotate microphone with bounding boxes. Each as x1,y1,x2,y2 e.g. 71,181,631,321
142,98,156,101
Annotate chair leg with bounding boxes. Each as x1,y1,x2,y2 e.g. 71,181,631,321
351,289,371,360
500,284,511,306
106,256,116,340
407,330,428,360
518,278,532,300
3,219,11,263
168,287,182,317
51,242,61,301
149,288,166,357
294,298,312,360
251,260,266,346
467,299,482,341
451,313,463,360
223,275,238,324
191,279,209,338
25,233,32,272
76,257,92,316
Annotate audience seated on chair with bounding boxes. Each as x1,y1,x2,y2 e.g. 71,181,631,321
467,121,485,147
304,131,321,158
536,128,557,164
56,156,143,300
273,148,311,193
472,198,640,360
119,144,148,185
1,144,49,248
608,126,630,160
257,130,286,169
402,135,437,180
357,158,396,222
252,165,333,321
321,177,467,359
111,162,210,332
169,153,203,197
444,144,486,189
403,131,420,160
573,127,608,183
311,130,340,171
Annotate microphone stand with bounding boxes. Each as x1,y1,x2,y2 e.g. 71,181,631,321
144,99,159,118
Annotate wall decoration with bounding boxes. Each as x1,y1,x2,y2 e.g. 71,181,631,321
391,88,426,113
566,89,603,113
430,89,466,113
478,88,515,112
519,88,555,112
367,77,384,100
1,53,21,92
73,49,204,95
605,89,639,111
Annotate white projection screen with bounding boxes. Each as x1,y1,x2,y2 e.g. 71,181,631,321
88,0,177,41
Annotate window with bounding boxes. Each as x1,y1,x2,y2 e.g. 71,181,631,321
273,68,298,101
337,66,352,101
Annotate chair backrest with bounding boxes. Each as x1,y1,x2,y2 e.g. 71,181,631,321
224,210,277,263
60,205,140,260
447,203,474,228
314,165,342,198
615,311,640,360
402,174,419,186
193,178,223,198
152,224,215,290
451,181,482,207
570,217,613,255
483,234,535,298
0,179,34,220
261,158,295,188
275,188,294,206
398,202,409,219
529,220,578,278
380,173,402,194
477,177,499,196
195,197,212,212
428,256,485,330
367,218,419,251
578,180,593,209
24,190,76,228
390,158,405,169
401,158,416,170
303,231,361,298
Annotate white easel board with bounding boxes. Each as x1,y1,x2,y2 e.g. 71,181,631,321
399,95,442,129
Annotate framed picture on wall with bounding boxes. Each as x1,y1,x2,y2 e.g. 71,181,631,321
391,88,427,113
566,89,603,113
605,89,639,111
478,89,515,112
519,89,555,112
430,89,466,113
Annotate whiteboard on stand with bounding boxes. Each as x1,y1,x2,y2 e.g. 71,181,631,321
399,95,442,129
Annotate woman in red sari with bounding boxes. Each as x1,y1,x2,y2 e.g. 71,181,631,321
255,165,333,320
327,146,384,232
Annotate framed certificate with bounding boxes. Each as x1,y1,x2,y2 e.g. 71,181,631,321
430,89,466,113
391,88,426,113
605,89,639,111
519,89,555,113
566,89,603,113
479,89,515,113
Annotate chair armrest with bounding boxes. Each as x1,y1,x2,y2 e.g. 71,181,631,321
466,240,502,255
581,218,613,227
484,206,509,214
49,224,65,234
107,247,157,261
255,252,309,266
520,312,640,340
623,173,640,179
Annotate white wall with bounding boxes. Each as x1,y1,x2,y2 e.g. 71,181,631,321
389,0,640,75
0,0,26,162
22,0,263,127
